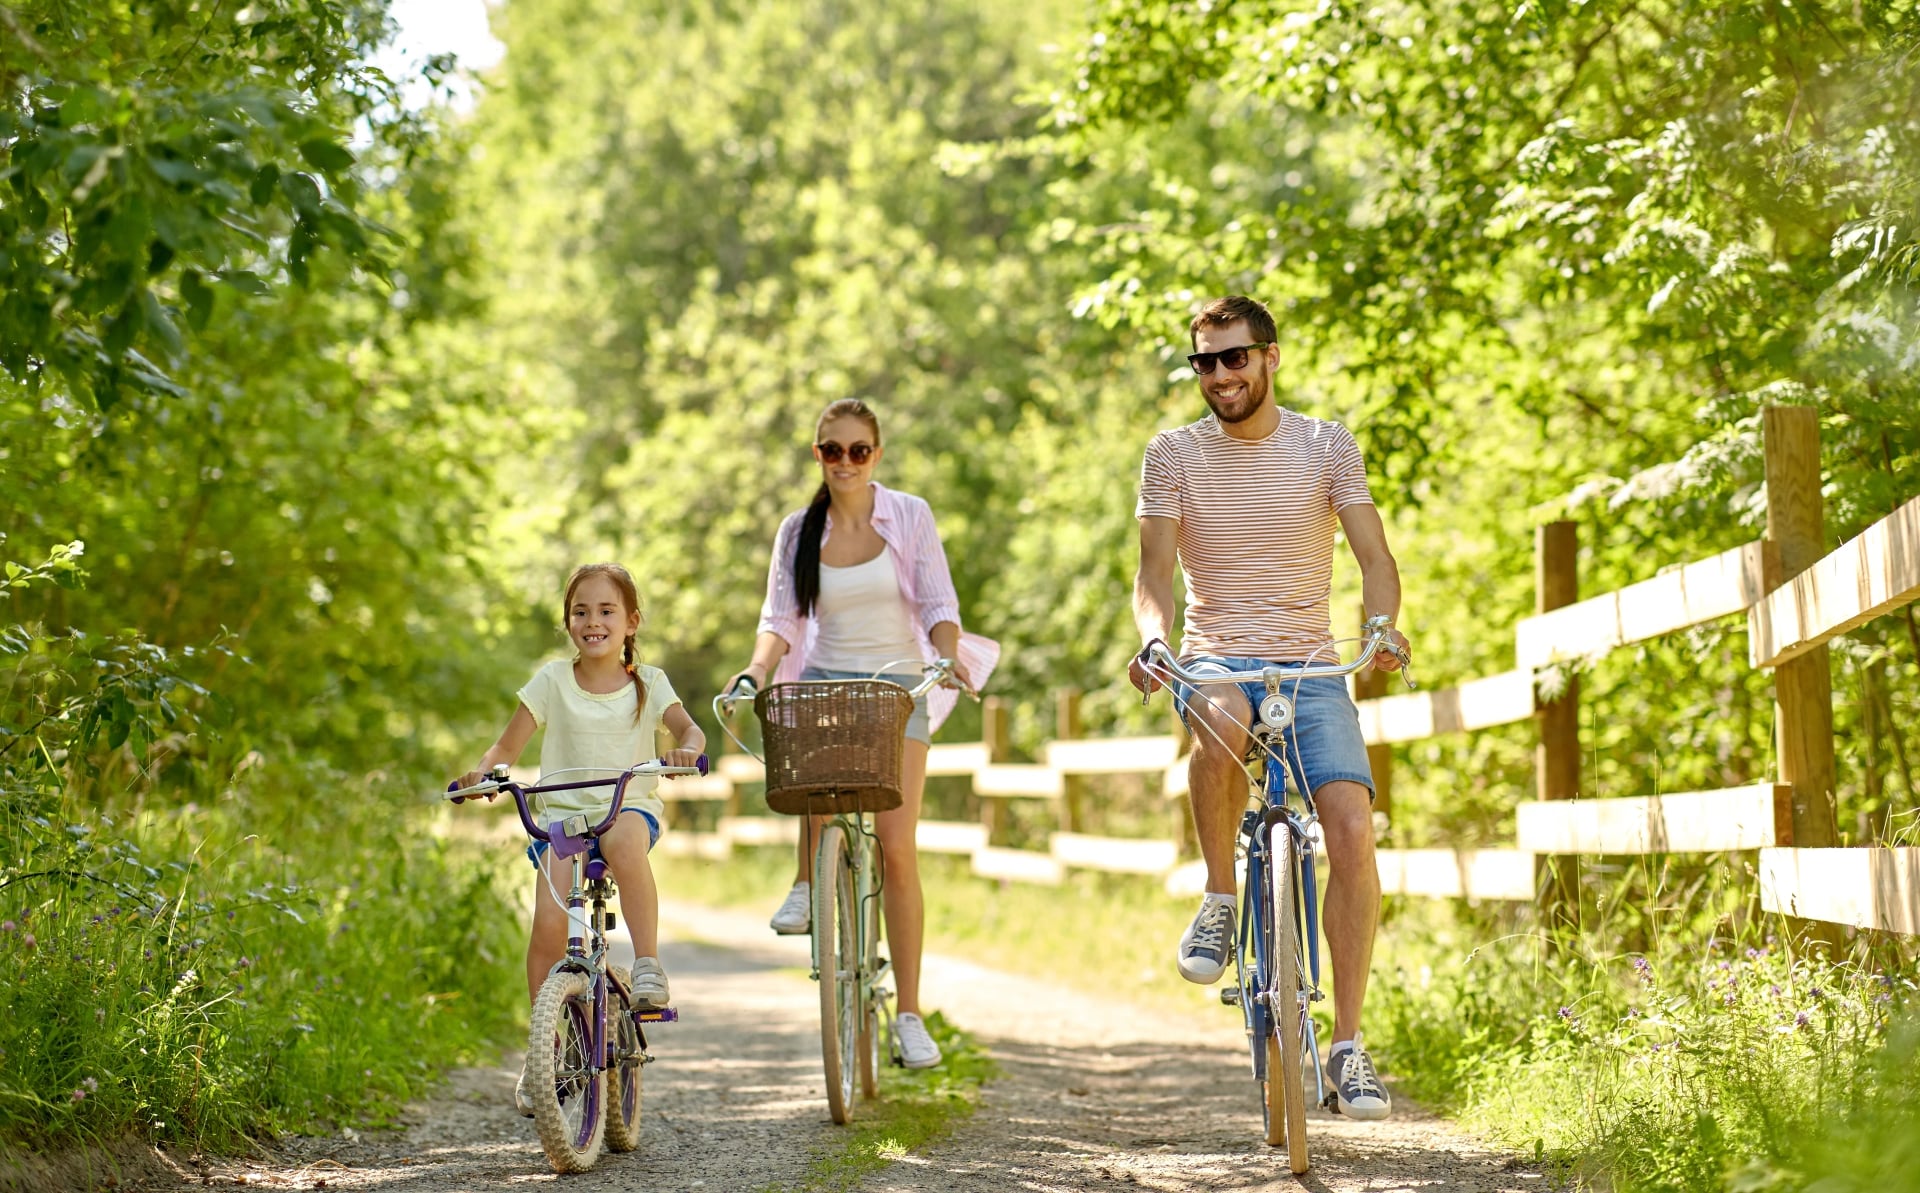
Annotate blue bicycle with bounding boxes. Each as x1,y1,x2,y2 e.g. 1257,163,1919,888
1140,617,1409,1174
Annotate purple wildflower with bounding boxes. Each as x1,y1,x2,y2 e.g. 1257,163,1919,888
70,1089,86,1102
1794,1010,1811,1028
0,921,13,933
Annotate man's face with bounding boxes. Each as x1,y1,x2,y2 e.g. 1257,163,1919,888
1191,320,1274,425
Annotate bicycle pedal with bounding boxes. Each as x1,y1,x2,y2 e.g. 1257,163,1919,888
1219,987,1241,1006
635,1007,678,1024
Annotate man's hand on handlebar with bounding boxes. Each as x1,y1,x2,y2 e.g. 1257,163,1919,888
1373,627,1411,673
1129,639,1168,695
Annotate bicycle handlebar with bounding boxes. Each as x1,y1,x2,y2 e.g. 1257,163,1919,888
1139,616,1416,691
443,756,710,843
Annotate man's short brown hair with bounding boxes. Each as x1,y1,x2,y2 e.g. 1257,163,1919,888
1190,295,1277,349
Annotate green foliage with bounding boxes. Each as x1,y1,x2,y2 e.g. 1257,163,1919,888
0,0,419,408
0,771,523,1152
1368,896,1916,1192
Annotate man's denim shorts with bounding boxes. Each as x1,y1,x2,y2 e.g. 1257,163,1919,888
525,807,661,869
1173,656,1375,802
800,666,933,744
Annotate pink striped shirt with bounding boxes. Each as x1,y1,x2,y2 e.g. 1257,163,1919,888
757,482,999,732
1137,410,1374,661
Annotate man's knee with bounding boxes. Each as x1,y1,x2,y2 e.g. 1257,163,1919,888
1316,782,1376,857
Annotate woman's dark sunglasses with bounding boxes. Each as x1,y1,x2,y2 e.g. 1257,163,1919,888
815,441,875,465
1187,341,1273,375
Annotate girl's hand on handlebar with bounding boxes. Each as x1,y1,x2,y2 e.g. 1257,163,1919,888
659,748,703,777
451,769,497,798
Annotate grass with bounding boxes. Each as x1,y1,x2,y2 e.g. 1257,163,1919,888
0,759,525,1158
767,1012,994,1193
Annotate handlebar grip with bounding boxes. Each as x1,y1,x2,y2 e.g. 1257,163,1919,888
697,753,710,776
446,780,466,805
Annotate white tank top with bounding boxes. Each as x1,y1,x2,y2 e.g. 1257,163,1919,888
809,550,922,674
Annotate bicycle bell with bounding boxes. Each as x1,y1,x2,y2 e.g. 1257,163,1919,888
1258,691,1295,731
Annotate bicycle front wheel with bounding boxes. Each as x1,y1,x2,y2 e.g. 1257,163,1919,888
527,969,606,1173
814,823,860,1124
1265,830,1309,1173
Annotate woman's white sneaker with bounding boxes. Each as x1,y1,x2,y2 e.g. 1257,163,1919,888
770,881,811,935
895,1012,943,1069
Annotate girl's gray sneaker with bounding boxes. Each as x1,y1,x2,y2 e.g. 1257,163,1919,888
514,1065,535,1118
629,956,670,1008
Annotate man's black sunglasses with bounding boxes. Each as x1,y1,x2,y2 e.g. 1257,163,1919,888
816,441,875,465
1187,342,1273,375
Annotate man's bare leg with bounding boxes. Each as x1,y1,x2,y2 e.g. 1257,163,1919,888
1187,686,1253,894
1313,779,1379,1045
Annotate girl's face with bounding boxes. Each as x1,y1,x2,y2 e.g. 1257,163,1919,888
567,573,639,663
814,414,881,496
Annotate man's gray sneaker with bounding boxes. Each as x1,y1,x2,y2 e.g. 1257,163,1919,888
628,956,670,1008
770,881,811,935
1325,1039,1391,1120
1176,896,1236,984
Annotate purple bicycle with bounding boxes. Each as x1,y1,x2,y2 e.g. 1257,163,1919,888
446,757,707,1173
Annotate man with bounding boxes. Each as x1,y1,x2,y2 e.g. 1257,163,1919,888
1127,294,1409,1121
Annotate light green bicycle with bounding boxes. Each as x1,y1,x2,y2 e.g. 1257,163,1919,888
717,658,955,1124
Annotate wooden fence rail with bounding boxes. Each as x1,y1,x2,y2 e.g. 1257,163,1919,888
639,405,1917,939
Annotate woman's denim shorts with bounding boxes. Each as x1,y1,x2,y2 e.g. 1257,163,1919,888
799,666,933,744
1173,656,1375,801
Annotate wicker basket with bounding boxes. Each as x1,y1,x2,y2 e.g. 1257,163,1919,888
756,679,914,815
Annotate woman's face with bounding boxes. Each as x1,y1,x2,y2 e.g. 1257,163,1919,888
814,414,881,495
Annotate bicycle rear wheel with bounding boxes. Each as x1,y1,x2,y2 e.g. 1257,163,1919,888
814,823,860,1124
1266,830,1309,1174
604,988,644,1152
527,969,606,1173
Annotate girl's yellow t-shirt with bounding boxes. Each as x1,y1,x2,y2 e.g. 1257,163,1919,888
516,658,678,827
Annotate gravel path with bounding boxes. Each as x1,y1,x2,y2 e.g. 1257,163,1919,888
171,901,1549,1192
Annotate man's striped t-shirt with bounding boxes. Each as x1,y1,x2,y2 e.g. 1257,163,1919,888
1136,409,1375,662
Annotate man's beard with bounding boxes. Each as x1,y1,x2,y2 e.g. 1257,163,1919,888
1203,371,1268,424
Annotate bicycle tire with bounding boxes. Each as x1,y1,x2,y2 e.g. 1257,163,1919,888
528,969,606,1173
604,988,644,1153
1268,831,1310,1174
815,823,859,1124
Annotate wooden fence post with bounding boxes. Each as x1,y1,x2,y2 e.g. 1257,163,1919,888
1057,688,1084,833
980,696,1010,844
1763,405,1840,852
1354,604,1394,833
1536,520,1581,931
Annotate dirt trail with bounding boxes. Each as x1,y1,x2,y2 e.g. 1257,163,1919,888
172,901,1548,1192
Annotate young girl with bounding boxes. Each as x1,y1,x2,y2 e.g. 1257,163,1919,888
455,563,704,1115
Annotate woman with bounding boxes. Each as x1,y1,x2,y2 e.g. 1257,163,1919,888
728,398,998,1070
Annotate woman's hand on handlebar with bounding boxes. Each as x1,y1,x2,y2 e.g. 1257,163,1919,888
947,657,976,695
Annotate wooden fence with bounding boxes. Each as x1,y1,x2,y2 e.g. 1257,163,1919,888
655,405,1919,938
